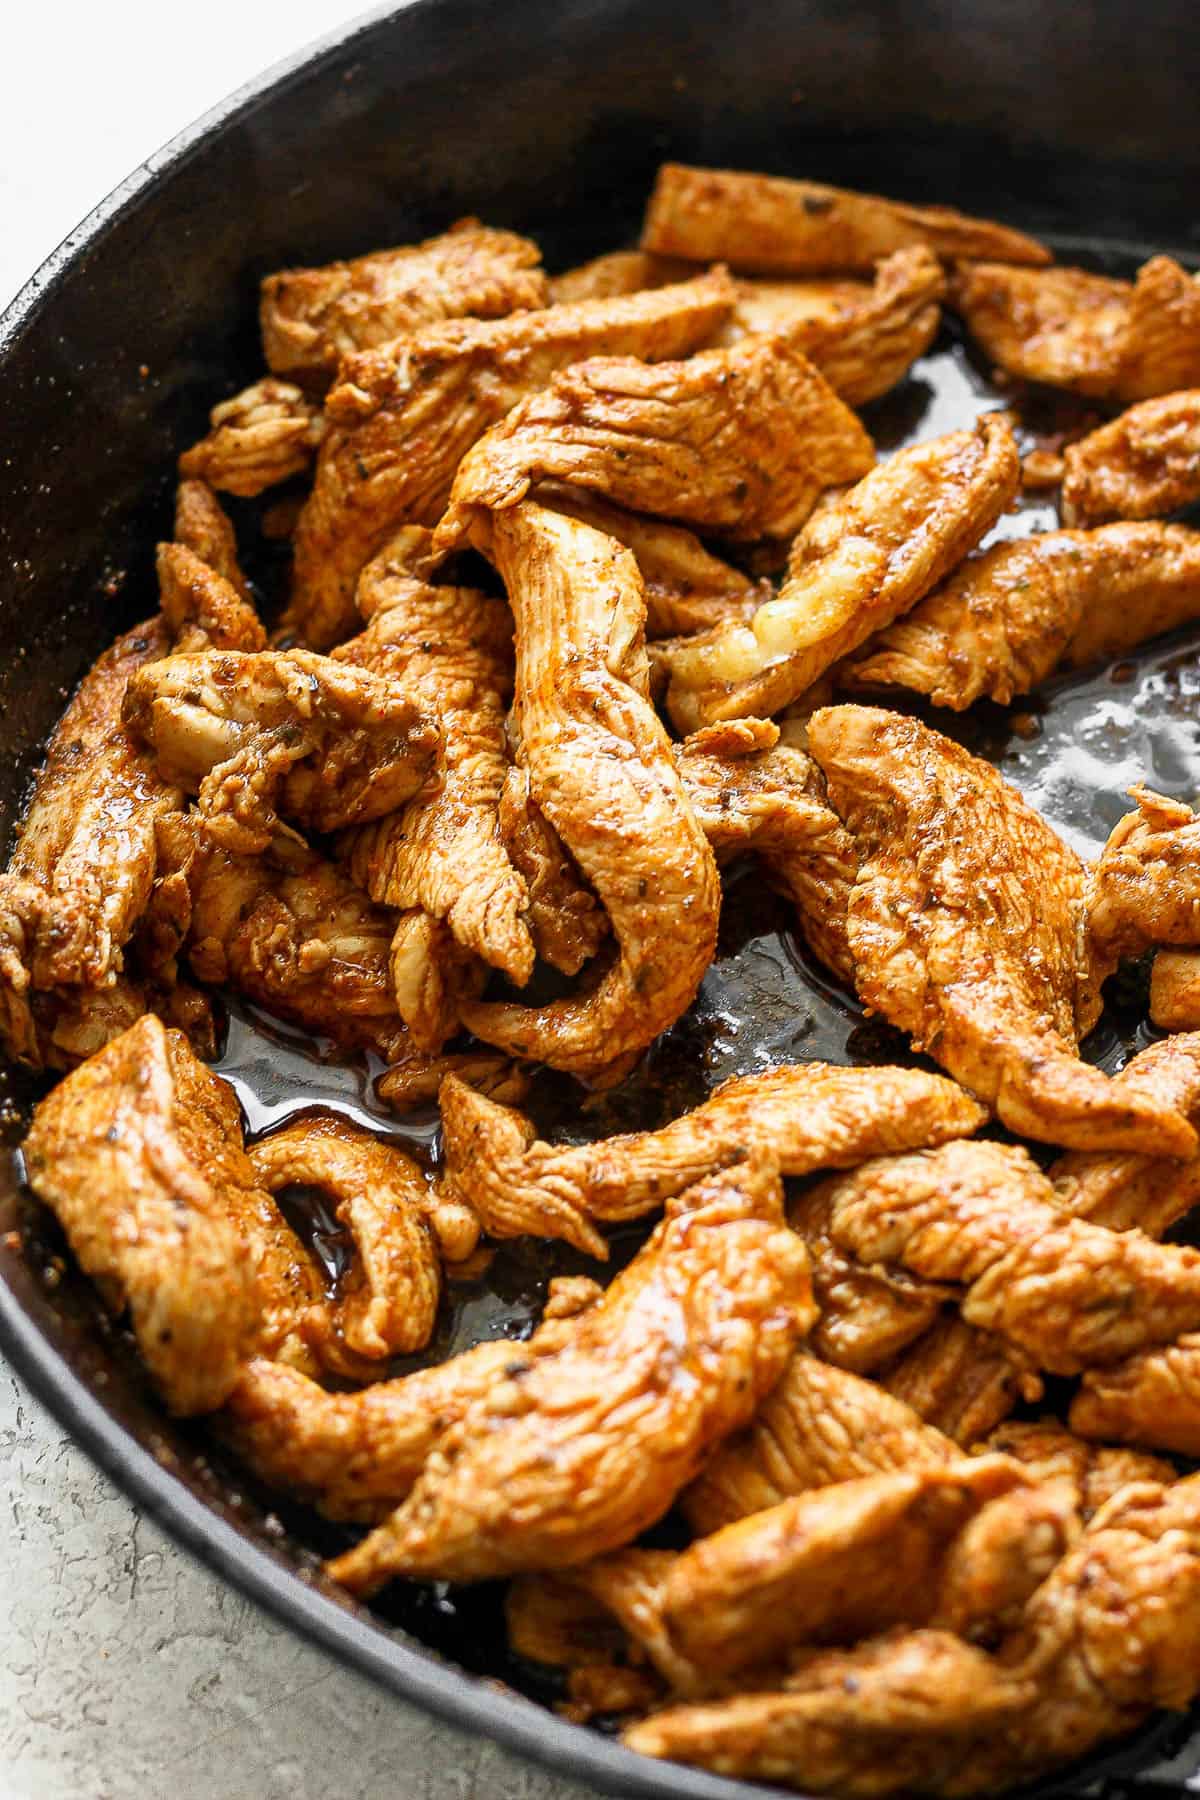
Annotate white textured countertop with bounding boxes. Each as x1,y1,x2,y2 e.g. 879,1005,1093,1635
0,7,591,1797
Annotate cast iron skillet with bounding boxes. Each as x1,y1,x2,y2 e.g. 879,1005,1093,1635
5,2,1200,1794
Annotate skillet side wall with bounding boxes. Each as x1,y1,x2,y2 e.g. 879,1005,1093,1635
0,2,1199,1796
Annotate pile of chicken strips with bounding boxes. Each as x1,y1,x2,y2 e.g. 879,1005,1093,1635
12,161,1200,1794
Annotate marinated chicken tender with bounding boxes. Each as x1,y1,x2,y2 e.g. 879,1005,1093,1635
640,164,1049,273
323,1156,814,1592
451,502,721,1080
0,618,180,1045
157,544,266,653
627,1475,1200,1796
1073,1336,1200,1456
179,379,326,497
1089,787,1200,963
172,478,254,602
846,522,1200,708
542,489,769,638
124,648,438,853
334,541,534,1009
721,247,946,407
438,1060,985,1258
260,219,549,386
434,334,875,553
663,414,1019,730
496,765,608,976
1061,390,1200,525
285,270,736,648
951,254,1200,400
807,705,1194,1154
248,1115,440,1366
825,1139,1200,1375
1152,949,1200,1030
21,1017,299,1412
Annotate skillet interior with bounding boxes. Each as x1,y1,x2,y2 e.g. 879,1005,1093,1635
4,2,1200,1794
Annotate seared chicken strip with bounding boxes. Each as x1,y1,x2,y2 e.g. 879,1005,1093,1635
222,1275,606,1523
627,1475,1200,1795
638,1458,1057,1691
0,618,179,1018
334,536,533,1007
951,254,1200,400
548,249,688,305
625,1629,1033,1794
882,1033,1200,1443
248,1115,440,1368
807,705,1193,1154
1151,949,1200,1030
675,718,860,983
825,1139,1200,1375
984,1420,1175,1514
640,164,1049,273
124,648,438,853
172,478,253,601
721,247,946,407
21,1017,316,1411
1072,1335,1200,1456
438,1060,985,1258
324,1156,814,1592
179,380,326,497
434,335,874,554
496,765,608,977
663,414,1018,730
846,522,1200,708
453,503,721,1080
1089,787,1200,964
260,219,549,386
286,270,735,647
542,488,768,638
1061,390,1200,525
386,910,487,1054
157,544,266,653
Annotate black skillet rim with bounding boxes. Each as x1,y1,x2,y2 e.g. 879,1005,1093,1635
0,6,1192,1797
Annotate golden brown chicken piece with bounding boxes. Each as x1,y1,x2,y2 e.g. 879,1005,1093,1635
684,1354,952,1535
788,1182,947,1374
807,705,1194,1153
1151,949,1200,1029
547,250,692,305
185,829,405,1054
179,380,326,497
982,1420,1176,1516
541,488,769,638
845,522,1200,708
1089,787,1200,964
260,220,549,386
156,544,266,654
496,765,608,977
285,271,735,647
654,1458,1060,1689
124,648,438,854
21,1016,305,1412
640,164,1050,273
675,718,860,982
628,1475,1200,1795
881,1034,1200,1445
447,503,720,1080
951,254,1200,400
323,1156,814,1592
881,1318,1041,1448
434,335,874,553
0,619,180,1050
385,910,485,1053
248,1115,440,1369
334,537,533,1009
1072,1336,1200,1456
721,248,946,407
438,1059,985,1258
826,1139,1200,1375
663,414,1018,730
223,1276,605,1522
172,479,253,600
624,1630,1033,1793
1061,390,1200,525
